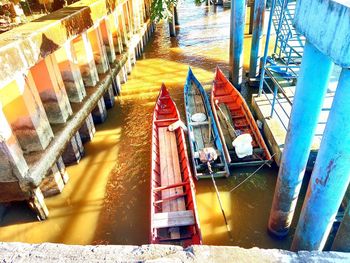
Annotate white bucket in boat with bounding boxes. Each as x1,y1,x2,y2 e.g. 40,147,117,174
232,134,253,158
191,113,207,122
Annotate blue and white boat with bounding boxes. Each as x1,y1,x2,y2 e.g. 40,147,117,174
184,68,230,179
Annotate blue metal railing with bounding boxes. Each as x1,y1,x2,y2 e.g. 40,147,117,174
258,0,305,130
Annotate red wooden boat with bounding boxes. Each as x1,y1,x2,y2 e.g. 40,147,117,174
211,67,272,167
150,84,202,247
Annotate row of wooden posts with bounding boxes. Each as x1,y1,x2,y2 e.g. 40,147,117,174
0,0,154,220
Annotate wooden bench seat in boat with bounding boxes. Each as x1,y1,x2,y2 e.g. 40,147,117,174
189,121,209,127
154,118,178,124
153,210,195,228
157,127,187,239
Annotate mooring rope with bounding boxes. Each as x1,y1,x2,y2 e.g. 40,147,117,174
229,153,276,193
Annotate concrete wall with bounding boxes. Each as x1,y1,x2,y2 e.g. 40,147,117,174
0,0,154,219
0,243,349,262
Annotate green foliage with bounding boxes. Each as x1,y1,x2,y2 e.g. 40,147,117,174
194,0,206,6
150,0,178,22
150,0,208,22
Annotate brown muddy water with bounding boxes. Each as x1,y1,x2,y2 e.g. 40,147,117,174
0,2,305,249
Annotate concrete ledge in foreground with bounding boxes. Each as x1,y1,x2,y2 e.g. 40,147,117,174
0,243,349,262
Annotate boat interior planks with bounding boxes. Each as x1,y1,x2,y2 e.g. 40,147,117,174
158,127,184,239
151,84,202,247
211,67,272,168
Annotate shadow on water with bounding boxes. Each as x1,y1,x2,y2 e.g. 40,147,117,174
0,202,37,227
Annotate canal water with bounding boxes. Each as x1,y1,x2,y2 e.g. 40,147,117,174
0,1,305,249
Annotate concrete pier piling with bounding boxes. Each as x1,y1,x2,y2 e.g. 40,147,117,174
55,43,87,103
29,188,49,220
291,68,350,251
30,55,73,124
0,0,154,218
40,163,65,198
109,13,124,55
249,0,266,79
119,11,129,48
5,74,54,153
229,0,246,88
100,19,117,64
277,0,350,250
114,74,122,95
268,41,334,237
56,156,69,184
332,203,350,252
103,84,115,109
119,66,128,84
88,26,110,75
0,109,29,187
126,57,133,74
92,98,108,124
74,33,100,87
79,114,96,144
62,132,85,166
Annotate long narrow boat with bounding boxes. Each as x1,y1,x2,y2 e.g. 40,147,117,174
211,67,272,167
184,68,229,179
150,84,202,247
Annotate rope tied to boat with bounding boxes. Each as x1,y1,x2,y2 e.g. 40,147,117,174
229,153,276,193
198,147,233,241
198,147,217,164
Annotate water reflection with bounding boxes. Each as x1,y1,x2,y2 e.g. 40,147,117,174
0,1,302,249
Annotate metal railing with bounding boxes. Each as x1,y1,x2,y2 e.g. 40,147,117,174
258,0,305,130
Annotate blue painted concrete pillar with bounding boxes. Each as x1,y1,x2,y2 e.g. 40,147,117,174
249,0,266,78
332,202,350,252
268,41,334,237
229,0,246,88
291,68,350,251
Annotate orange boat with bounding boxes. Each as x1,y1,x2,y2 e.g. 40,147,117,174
150,84,202,247
211,67,272,168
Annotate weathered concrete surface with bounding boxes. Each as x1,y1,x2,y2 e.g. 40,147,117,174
0,243,349,262
294,0,350,67
0,181,29,202
17,19,151,191
0,0,124,87
191,246,350,262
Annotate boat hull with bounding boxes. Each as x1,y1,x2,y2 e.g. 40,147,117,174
211,68,272,169
150,84,202,247
184,68,229,179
